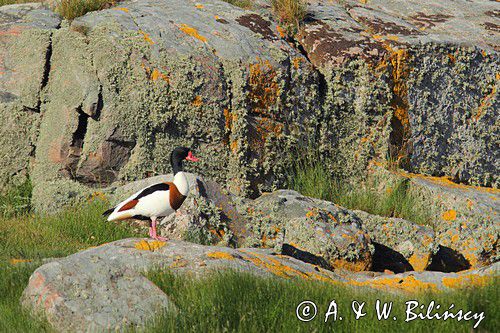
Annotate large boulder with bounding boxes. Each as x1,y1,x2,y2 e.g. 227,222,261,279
22,238,348,331
241,190,374,271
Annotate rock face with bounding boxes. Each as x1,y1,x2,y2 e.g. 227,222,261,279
0,0,498,211
22,238,500,332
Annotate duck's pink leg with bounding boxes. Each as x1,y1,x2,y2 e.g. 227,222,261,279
149,217,167,241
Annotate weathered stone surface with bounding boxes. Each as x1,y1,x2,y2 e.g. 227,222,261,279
0,3,60,189
370,165,499,269
22,238,500,331
22,238,348,331
355,210,437,272
241,190,374,271
0,0,498,211
297,0,499,187
349,261,499,294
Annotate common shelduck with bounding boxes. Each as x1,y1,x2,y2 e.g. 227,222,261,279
103,146,199,241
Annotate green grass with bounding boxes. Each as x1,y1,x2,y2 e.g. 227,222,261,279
0,179,32,219
148,270,499,332
286,147,433,225
271,0,307,35
222,0,253,9
0,0,118,20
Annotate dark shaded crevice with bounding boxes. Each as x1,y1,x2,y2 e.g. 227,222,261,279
427,246,471,273
371,242,413,273
282,243,333,271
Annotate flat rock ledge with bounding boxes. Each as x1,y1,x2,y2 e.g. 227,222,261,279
22,238,499,332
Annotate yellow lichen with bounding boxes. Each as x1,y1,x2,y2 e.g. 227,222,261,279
10,258,32,265
206,251,235,260
191,95,203,107
408,253,430,272
150,68,170,83
442,209,457,221
113,7,129,13
331,258,371,272
442,274,493,289
179,24,207,43
138,30,154,45
352,275,438,293
134,240,166,251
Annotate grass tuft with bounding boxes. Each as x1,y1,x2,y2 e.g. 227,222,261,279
147,270,499,332
222,0,253,10
271,0,307,35
286,145,433,226
56,0,117,20
0,179,32,219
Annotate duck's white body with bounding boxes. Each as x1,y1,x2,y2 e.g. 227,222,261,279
107,171,190,221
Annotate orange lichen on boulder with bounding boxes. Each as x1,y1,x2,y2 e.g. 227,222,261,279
408,253,431,272
248,58,279,111
179,24,207,43
442,209,457,221
151,68,170,83
352,275,438,293
134,240,166,251
138,30,154,45
240,250,310,279
442,274,493,289
191,95,203,107
206,251,234,260
472,74,497,121
332,257,371,272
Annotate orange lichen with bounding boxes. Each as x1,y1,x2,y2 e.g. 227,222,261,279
249,58,279,111
150,68,170,83
276,25,286,38
206,251,234,260
179,24,207,43
472,75,497,122
195,4,204,9
10,258,32,265
408,253,430,272
113,7,129,13
394,169,500,194
447,53,456,64
191,95,203,107
138,30,154,45
442,209,457,221
331,257,371,272
292,57,302,69
240,250,310,279
134,240,166,251
352,275,438,293
442,274,493,289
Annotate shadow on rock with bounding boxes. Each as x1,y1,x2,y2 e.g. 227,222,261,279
427,246,471,273
282,243,332,271
371,242,413,273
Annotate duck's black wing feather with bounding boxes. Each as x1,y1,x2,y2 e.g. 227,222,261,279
132,183,170,201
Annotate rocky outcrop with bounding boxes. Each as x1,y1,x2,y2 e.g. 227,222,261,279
355,210,437,272
371,165,499,269
22,238,499,332
241,190,373,271
0,0,498,211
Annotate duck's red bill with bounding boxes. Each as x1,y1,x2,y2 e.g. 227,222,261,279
186,151,199,162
